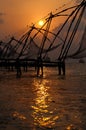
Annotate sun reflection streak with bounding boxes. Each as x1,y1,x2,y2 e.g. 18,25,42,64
31,79,59,128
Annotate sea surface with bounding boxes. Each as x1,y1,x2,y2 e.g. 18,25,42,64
0,62,86,130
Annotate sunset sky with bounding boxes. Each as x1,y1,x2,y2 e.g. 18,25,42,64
0,0,81,40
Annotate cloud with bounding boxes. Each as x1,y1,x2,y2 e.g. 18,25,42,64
75,0,86,4
0,19,4,24
0,12,5,24
75,0,82,3
0,12,5,16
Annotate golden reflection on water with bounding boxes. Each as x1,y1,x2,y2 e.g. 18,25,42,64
13,111,26,120
31,78,59,128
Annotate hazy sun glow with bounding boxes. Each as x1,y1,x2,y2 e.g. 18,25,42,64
38,20,44,26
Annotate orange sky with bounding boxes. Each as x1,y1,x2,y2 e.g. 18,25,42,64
0,0,77,40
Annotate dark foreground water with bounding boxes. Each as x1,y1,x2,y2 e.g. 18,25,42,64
0,63,86,130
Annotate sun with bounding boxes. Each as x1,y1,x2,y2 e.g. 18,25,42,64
38,20,44,27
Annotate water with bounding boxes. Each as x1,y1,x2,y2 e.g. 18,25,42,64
0,63,86,130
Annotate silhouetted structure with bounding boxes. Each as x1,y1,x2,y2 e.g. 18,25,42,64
36,56,43,77
0,0,86,77
15,58,22,78
58,59,65,75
